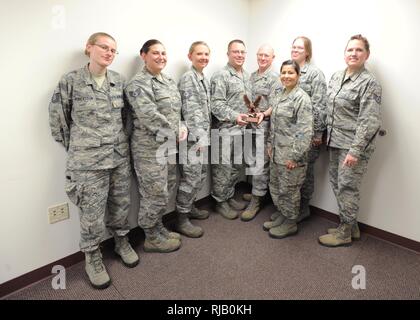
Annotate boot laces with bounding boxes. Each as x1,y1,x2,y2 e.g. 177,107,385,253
157,223,169,237
249,196,259,209
337,223,351,237
117,237,131,255
91,251,104,273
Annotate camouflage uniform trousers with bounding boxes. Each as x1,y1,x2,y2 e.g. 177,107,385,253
65,160,131,253
176,143,208,214
133,156,177,229
299,144,321,207
329,147,372,224
269,161,307,220
244,124,270,197
211,134,244,203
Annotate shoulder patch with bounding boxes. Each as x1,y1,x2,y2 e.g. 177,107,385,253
129,88,141,98
182,90,192,100
373,93,381,104
52,92,61,103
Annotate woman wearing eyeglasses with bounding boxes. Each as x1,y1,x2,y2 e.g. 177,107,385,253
125,39,187,254
49,32,139,290
291,36,327,223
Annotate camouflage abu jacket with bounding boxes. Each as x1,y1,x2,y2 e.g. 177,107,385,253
49,65,129,170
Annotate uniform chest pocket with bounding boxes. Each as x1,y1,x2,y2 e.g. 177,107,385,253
72,85,95,107
256,88,269,97
278,106,295,118
199,90,210,105
339,90,360,104
72,95,96,111
155,93,171,105
155,92,172,115
299,83,311,95
71,94,98,125
229,81,243,93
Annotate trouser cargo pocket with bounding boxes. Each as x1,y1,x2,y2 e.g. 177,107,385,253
65,171,83,206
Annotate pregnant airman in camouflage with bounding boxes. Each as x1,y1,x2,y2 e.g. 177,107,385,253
125,39,187,253
292,36,327,223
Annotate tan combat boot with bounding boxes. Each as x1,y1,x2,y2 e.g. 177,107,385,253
156,221,181,240
175,213,204,238
242,193,252,201
241,195,261,221
228,198,247,210
114,236,139,268
319,223,352,247
85,249,111,289
263,213,285,231
269,219,298,239
215,201,238,220
144,226,181,253
270,211,281,221
327,222,361,240
188,204,209,220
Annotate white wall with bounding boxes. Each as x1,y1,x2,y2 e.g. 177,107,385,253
1,0,420,286
248,0,420,242
0,0,249,284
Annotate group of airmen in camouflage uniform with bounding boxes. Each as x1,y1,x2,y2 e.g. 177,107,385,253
49,32,381,289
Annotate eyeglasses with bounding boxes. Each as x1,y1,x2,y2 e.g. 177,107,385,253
292,46,305,51
230,50,247,55
94,43,119,55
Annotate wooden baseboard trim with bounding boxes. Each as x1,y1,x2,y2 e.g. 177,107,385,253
2,195,418,298
0,251,84,298
310,205,420,253
0,195,213,299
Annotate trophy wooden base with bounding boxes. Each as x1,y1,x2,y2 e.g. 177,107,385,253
246,116,259,123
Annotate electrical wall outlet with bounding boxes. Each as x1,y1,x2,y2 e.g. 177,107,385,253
48,203,70,224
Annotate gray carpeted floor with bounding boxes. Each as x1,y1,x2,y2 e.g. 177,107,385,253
4,194,420,300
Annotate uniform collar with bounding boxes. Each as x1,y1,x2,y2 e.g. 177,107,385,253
81,65,94,85
254,66,273,79
191,66,205,81
300,63,309,74
226,63,244,77
280,85,299,101
344,66,366,82
142,66,168,84
82,64,116,86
